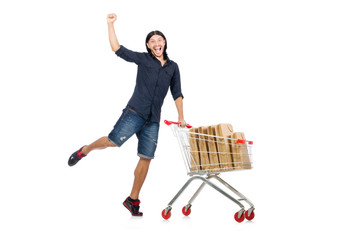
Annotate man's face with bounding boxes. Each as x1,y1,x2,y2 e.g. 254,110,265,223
147,35,166,58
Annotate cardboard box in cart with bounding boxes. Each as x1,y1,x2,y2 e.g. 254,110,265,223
215,124,234,171
197,127,211,170
230,132,251,169
206,126,220,171
189,128,201,171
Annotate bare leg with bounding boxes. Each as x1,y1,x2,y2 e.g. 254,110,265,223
82,136,116,155
130,158,151,200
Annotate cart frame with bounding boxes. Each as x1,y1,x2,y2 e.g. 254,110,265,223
161,121,255,222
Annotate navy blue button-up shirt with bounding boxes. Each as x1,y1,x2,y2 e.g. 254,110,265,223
115,46,183,123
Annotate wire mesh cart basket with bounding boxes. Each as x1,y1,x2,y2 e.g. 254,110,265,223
161,120,255,223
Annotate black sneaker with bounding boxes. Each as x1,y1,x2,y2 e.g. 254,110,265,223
68,146,87,166
123,197,143,216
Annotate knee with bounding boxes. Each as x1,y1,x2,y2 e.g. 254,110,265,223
139,157,152,165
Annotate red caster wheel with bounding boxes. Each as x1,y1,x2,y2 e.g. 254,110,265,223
234,211,245,223
162,209,171,220
182,206,191,216
245,210,255,221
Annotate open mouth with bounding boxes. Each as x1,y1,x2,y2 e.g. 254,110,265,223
154,47,162,55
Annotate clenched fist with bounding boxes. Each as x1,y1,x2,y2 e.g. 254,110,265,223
107,13,117,23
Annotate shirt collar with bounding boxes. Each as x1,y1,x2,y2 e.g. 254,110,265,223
149,53,170,66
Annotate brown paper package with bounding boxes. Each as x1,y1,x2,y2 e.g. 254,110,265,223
230,132,252,169
215,124,234,170
205,126,220,172
198,127,211,170
189,128,201,171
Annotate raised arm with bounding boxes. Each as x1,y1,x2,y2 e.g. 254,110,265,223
107,13,120,52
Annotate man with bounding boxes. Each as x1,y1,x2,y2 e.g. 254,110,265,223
68,13,185,217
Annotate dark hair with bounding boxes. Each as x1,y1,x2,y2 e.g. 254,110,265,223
145,30,168,60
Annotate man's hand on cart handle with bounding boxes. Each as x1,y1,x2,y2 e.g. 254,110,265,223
178,119,186,128
164,120,192,128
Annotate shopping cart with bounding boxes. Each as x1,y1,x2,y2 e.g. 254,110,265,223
161,120,255,223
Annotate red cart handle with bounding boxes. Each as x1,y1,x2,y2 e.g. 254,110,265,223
164,120,192,128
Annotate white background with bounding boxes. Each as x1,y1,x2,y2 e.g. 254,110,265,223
1,0,361,239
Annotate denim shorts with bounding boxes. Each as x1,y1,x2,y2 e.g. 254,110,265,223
108,105,159,159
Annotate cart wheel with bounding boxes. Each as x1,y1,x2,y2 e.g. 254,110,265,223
245,210,255,221
234,211,245,223
182,206,191,216
162,209,171,220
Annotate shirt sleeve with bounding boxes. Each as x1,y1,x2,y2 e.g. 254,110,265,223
115,45,146,65
170,63,184,100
